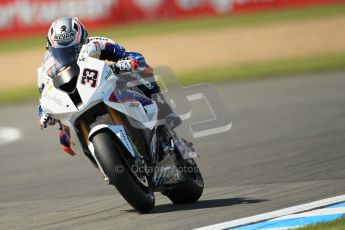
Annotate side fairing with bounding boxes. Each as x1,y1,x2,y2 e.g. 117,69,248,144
103,87,158,130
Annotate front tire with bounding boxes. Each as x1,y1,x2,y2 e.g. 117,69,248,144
91,131,155,213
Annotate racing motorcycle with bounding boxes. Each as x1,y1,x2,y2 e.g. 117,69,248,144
39,46,204,213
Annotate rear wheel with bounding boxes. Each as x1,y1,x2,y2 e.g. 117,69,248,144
91,131,155,213
164,159,204,204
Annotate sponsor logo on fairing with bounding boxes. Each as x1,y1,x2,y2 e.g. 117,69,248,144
104,70,112,80
129,102,140,108
42,91,63,106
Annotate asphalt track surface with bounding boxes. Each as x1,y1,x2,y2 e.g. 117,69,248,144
1,72,345,230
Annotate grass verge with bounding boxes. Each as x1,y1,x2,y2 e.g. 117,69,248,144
1,4,345,53
1,52,345,104
296,216,345,230
0,87,38,104
177,53,345,85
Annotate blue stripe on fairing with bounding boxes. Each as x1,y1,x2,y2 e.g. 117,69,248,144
231,213,344,230
328,202,345,208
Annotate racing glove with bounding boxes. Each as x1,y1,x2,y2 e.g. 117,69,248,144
40,113,57,129
116,59,139,73
87,42,101,59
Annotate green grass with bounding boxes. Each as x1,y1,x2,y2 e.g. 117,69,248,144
98,4,345,39
1,52,345,104
296,216,345,230
1,4,345,53
0,87,38,104
177,53,345,85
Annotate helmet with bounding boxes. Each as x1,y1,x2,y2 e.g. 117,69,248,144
47,17,88,67
47,17,88,48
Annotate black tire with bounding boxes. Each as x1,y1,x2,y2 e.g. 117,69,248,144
165,160,204,204
91,131,155,213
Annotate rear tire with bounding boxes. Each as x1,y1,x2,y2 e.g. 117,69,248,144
165,159,204,204
91,131,155,213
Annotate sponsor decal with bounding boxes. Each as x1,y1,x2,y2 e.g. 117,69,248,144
104,70,113,80
54,32,75,41
89,37,110,42
129,102,140,108
42,91,63,106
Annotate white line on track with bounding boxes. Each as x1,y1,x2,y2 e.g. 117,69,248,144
0,127,23,145
194,194,345,230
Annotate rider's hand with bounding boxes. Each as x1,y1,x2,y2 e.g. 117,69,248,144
40,113,57,129
116,59,138,73
87,42,101,59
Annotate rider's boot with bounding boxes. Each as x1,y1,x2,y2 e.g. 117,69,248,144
59,130,76,156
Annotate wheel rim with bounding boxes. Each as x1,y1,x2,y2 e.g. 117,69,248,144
184,161,204,187
129,166,149,188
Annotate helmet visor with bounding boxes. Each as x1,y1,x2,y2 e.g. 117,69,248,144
49,44,81,68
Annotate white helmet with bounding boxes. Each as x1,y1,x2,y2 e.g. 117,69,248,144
47,17,88,48
47,17,88,67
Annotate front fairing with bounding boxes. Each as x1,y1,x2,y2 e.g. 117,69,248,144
40,79,78,118
40,54,158,128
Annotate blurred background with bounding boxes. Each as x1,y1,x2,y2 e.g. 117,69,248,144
1,1,345,229
0,0,344,102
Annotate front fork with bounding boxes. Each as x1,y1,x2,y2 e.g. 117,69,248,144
78,106,124,146
77,106,124,183
78,106,146,184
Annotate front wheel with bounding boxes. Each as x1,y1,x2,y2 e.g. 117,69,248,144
164,159,204,204
91,131,155,213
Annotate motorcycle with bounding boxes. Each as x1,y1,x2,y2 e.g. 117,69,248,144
39,48,204,213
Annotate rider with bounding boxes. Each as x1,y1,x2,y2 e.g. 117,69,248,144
38,17,181,155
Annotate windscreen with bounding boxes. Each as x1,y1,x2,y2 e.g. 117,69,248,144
49,44,81,68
